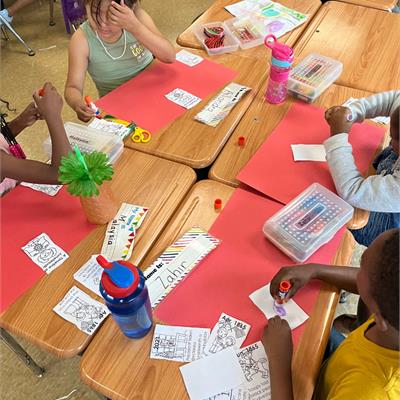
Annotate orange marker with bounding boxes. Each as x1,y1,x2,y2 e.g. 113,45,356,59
214,198,222,210
84,95,101,116
238,136,246,147
277,280,291,303
38,88,45,97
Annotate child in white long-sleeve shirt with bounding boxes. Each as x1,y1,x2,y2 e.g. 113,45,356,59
324,90,400,247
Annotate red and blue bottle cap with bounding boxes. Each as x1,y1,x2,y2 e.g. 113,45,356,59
97,255,139,298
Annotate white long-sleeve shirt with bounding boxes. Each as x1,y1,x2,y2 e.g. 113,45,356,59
323,90,400,213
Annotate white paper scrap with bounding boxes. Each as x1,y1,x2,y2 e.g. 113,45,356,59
89,118,132,139
73,255,102,296
180,347,247,400
20,182,63,196
176,50,204,67
165,88,202,109
291,144,326,162
53,286,109,335
204,313,250,356
144,230,220,308
150,324,210,362
250,284,308,330
22,233,69,274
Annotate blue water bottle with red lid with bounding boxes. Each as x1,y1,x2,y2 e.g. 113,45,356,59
97,255,153,338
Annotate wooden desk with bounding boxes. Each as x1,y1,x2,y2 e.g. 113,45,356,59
125,48,268,169
335,0,397,11
81,180,355,400
0,149,196,358
177,0,321,59
294,2,400,92
210,84,387,229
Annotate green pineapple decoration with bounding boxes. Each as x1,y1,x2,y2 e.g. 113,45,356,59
59,148,119,224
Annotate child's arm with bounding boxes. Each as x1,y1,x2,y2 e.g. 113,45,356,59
269,264,359,302
108,1,176,63
7,102,41,137
64,30,96,122
262,317,294,400
347,90,400,122
324,107,400,212
1,83,71,184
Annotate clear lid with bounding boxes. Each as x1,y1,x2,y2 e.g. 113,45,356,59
288,54,343,102
224,16,265,49
43,122,124,164
263,183,353,262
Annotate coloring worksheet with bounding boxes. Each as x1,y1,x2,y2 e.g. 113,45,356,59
165,88,202,109
73,255,102,297
150,324,210,362
176,50,204,67
22,233,69,274
204,313,251,356
53,286,109,335
20,182,63,196
205,342,271,400
89,118,132,139
101,203,148,261
249,283,309,329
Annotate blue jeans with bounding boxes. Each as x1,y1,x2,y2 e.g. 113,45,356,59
324,327,346,361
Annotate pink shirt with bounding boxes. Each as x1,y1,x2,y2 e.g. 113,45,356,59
0,135,17,196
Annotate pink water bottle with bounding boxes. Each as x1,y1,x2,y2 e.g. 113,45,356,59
264,34,294,104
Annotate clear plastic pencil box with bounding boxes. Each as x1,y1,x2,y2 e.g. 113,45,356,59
43,122,124,164
193,17,264,56
287,54,343,103
263,183,353,262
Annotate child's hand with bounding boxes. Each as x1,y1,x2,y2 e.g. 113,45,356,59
270,265,315,302
16,102,41,128
325,106,353,136
108,0,139,31
33,83,63,120
74,100,95,122
262,317,293,366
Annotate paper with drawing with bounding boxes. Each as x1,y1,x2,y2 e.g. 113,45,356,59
150,324,210,362
250,283,308,329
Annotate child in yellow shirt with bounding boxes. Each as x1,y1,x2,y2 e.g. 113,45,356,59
264,228,399,400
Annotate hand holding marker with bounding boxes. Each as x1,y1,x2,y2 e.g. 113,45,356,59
84,96,101,117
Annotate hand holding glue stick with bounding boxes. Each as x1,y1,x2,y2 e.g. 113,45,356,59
84,96,101,117
324,106,354,136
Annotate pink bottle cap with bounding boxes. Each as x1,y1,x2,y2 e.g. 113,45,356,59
264,34,294,66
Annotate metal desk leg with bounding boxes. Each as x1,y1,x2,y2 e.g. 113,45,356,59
0,328,45,377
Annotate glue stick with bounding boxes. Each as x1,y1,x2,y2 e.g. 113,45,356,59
277,280,291,303
84,95,101,116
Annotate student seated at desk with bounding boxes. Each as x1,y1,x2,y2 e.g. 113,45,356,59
263,228,400,400
324,90,400,247
0,83,70,195
65,0,175,122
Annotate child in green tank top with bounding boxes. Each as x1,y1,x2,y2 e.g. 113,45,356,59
65,0,175,122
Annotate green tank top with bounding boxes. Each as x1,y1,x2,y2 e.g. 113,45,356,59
80,21,153,97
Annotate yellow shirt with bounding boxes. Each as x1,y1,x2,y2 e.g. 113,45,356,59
315,318,400,399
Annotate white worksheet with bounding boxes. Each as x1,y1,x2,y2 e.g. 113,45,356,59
73,255,102,297
291,144,326,162
180,347,247,400
165,88,202,109
204,313,250,356
22,233,69,274
176,50,204,67
250,284,309,330
20,182,63,196
89,118,132,139
53,286,109,335
150,324,210,362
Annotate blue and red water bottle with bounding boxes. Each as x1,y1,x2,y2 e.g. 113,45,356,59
97,255,153,338
264,34,294,104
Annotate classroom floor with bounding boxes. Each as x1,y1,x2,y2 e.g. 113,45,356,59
0,1,364,399
0,1,214,399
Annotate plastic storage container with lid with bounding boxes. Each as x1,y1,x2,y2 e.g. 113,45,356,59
43,122,123,164
193,22,239,56
223,16,265,49
287,54,343,103
263,183,353,262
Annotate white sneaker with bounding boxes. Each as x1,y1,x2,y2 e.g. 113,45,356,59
0,9,13,26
